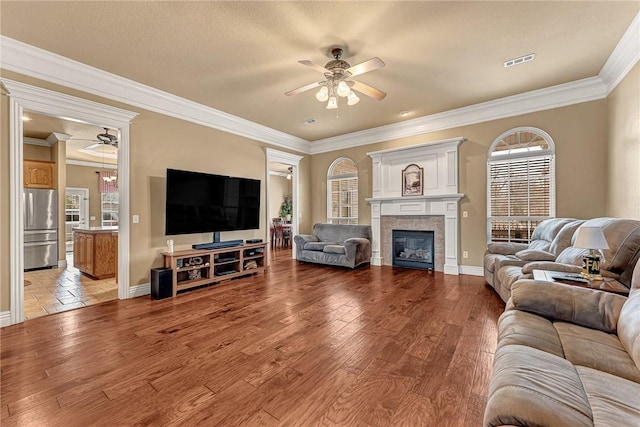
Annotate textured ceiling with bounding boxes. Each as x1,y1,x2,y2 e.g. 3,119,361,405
2,1,638,141
23,112,118,165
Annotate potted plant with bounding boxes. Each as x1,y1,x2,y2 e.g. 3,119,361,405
280,194,292,221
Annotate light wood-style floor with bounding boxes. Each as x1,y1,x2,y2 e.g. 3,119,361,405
1,250,504,426
22,253,118,319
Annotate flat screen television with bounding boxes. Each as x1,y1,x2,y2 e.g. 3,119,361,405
165,168,260,236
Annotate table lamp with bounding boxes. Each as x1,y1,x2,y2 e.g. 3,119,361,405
574,226,609,280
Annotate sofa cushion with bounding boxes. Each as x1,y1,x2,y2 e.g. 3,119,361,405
555,247,588,265
313,223,371,244
485,345,593,427
515,249,556,261
323,245,346,255
555,322,640,383
497,310,564,357
618,292,640,372
303,241,337,251
577,366,640,426
509,280,626,333
548,219,585,255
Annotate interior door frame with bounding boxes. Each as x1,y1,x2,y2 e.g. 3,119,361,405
64,187,90,251
265,148,303,260
4,78,138,325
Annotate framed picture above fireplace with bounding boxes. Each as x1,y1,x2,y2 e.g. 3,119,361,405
402,164,423,196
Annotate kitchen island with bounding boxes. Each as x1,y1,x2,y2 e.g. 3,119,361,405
73,227,118,279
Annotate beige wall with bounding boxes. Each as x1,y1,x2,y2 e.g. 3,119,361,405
310,100,609,267
607,61,640,219
269,174,291,220
23,144,51,161
66,164,115,228
1,62,637,313
0,70,311,310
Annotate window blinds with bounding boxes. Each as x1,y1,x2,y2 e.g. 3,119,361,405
488,155,553,242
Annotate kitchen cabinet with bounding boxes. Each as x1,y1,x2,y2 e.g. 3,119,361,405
24,159,55,189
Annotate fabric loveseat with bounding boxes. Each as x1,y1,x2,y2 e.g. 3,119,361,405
488,217,640,303
294,223,372,269
484,261,640,426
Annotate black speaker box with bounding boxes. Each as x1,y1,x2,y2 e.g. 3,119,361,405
151,267,173,300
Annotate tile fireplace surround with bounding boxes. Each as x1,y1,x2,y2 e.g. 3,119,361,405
366,138,464,275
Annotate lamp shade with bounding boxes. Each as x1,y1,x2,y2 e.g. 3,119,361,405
574,226,609,250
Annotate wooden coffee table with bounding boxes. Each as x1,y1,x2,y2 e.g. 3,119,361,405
532,269,629,295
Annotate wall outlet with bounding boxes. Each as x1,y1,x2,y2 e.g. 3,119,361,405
90,216,96,221
462,210,468,218
133,214,140,224
462,251,469,259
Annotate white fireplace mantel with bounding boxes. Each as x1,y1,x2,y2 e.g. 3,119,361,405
366,137,464,274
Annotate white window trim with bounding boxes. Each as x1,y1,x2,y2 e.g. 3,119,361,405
487,127,556,243
327,157,358,225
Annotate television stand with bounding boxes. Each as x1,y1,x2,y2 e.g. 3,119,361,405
161,242,267,297
192,240,243,250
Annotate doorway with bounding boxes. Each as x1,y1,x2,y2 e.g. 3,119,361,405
5,78,137,325
265,149,303,259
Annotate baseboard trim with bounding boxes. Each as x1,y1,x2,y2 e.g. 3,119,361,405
460,265,484,276
0,311,12,328
129,283,150,298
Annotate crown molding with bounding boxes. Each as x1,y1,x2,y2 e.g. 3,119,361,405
2,7,637,158
0,36,310,153
23,136,51,147
309,77,607,154
599,11,640,94
66,158,118,169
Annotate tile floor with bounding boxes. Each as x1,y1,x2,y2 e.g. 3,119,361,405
23,253,117,320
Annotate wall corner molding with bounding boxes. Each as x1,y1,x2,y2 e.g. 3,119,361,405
600,11,640,94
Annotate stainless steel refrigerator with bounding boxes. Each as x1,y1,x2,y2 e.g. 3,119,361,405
23,188,58,270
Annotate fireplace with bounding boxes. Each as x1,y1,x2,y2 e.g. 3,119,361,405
366,137,464,274
392,230,435,270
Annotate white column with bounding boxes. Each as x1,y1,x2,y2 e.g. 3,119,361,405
369,200,382,266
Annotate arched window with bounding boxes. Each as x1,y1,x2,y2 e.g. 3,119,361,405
327,157,358,224
487,127,555,243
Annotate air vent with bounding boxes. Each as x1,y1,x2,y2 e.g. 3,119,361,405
504,53,535,68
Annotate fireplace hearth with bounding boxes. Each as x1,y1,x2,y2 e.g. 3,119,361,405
392,230,435,270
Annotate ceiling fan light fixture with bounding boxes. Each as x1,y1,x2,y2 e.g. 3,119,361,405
326,96,338,109
336,81,350,97
96,128,118,146
315,86,329,102
347,91,360,106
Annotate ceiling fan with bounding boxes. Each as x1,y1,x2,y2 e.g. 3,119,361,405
70,128,119,149
95,128,118,147
285,47,386,109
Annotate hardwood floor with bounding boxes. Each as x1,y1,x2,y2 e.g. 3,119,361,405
1,252,504,426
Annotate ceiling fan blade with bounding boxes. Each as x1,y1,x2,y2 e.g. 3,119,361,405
298,60,331,74
350,80,387,100
346,57,385,77
285,81,323,96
